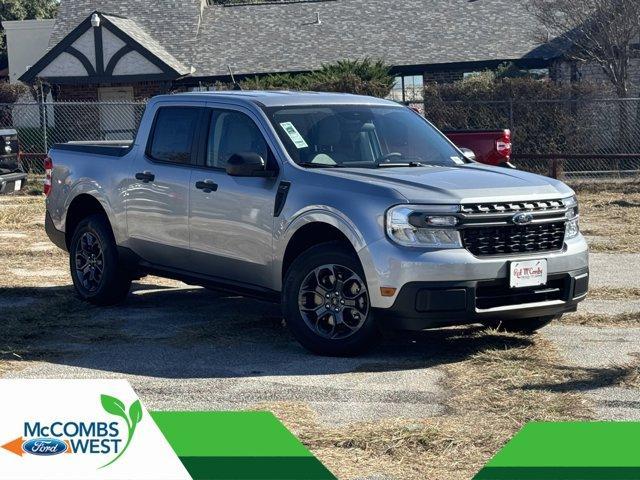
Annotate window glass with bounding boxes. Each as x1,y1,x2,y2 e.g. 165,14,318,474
386,75,424,102
388,76,404,101
206,110,269,169
148,107,200,164
266,105,465,168
403,75,424,101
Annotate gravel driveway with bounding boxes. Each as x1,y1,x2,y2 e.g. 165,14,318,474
5,285,447,426
4,250,639,427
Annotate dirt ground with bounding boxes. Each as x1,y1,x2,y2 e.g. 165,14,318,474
1,185,639,480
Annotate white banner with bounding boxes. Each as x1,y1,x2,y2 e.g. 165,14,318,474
0,380,190,480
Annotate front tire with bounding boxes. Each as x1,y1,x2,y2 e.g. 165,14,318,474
282,242,378,356
483,315,559,334
69,214,131,306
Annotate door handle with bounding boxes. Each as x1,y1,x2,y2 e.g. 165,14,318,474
195,180,218,192
135,171,155,183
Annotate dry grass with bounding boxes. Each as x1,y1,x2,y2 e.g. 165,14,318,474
0,196,69,288
561,311,640,327
256,331,594,480
578,190,640,253
588,287,640,300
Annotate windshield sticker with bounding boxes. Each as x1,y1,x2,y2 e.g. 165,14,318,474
451,156,465,165
280,122,309,149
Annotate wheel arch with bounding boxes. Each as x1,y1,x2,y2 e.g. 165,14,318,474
277,209,372,291
64,194,112,249
282,222,358,281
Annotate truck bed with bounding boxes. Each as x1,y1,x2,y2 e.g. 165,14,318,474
53,141,133,158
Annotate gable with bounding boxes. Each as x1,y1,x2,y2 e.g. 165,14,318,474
20,12,190,84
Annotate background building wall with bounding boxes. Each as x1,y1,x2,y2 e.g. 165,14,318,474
551,58,640,96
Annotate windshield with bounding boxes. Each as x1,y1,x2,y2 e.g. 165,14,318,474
264,105,466,169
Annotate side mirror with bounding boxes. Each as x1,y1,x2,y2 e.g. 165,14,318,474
459,148,476,162
226,152,275,177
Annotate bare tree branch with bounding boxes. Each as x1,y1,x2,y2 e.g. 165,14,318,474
528,0,640,97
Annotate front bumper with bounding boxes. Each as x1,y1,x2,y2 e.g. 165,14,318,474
359,234,589,309
374,267,588,330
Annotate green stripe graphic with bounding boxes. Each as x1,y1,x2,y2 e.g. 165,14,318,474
475,422,640,480
151,412,336,480
180,457,334,480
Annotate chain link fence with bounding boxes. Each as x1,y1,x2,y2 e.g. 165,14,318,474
407,97,640,185
0,102,146,173
1,98,639,185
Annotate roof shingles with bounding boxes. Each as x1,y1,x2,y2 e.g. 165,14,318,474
49,0,564,79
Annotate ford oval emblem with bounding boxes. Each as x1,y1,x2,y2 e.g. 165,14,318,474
512,212,534,225
22,438,68,456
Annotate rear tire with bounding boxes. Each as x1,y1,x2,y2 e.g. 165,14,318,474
69,214,131,306
282,242,378,356
483,315,559,334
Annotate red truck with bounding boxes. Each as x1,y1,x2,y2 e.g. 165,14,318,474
443,129,514,168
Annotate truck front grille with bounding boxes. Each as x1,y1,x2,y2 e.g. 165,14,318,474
462,222,566,256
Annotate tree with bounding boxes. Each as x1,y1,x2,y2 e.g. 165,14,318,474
0,0,59,66
528,0,640,98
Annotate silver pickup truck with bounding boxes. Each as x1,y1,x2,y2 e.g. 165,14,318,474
45,91,589,356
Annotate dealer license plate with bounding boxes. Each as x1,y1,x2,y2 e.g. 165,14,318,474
510,259,548,288
13,180,21,191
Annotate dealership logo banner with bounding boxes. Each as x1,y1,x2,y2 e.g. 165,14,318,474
0,380,335,480
0,380,190,479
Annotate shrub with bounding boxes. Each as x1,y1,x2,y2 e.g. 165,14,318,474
0,82,27,103
422,74,603,154
235,58,395,97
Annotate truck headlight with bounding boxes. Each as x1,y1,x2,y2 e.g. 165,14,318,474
386,205,462,248
564,196,580,239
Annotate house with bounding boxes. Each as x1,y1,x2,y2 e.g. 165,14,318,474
16,0,599,103
3,19,55,85
17,0,570,102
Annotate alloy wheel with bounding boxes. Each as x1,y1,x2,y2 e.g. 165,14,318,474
74,232,104,292
298,264,370,340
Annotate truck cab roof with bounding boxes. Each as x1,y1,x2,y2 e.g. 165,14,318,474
154,91,402,108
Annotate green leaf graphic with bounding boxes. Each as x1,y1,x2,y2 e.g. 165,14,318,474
129,400,143,428
100,394,144,469
101,395,127,421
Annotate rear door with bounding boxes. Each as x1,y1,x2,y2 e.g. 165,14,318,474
187,104,280,288
126,102,205,270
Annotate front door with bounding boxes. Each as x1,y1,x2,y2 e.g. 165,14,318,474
98,87,136,141
188,106,280,288
126,104,205,270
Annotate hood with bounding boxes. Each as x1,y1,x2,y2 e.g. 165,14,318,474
320,164,574,204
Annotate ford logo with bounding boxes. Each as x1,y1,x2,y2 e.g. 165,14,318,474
22,438,68,456
512,212,534,225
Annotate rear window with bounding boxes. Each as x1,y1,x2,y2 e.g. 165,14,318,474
148,107,200,164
